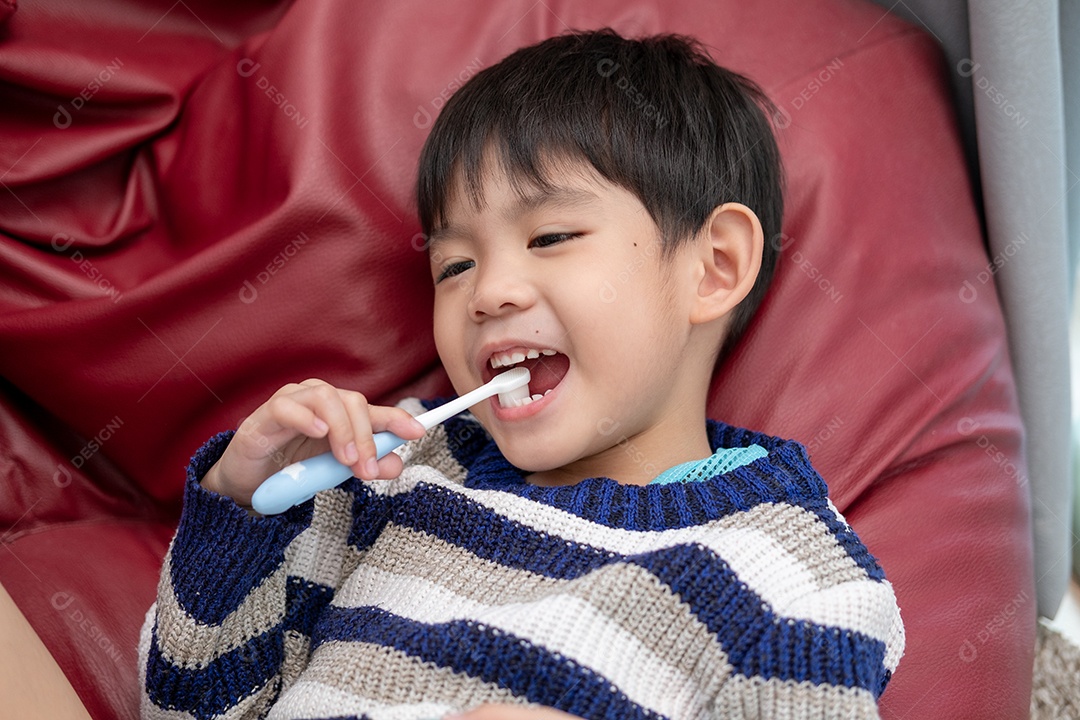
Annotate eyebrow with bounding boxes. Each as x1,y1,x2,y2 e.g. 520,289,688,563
428,186,600,250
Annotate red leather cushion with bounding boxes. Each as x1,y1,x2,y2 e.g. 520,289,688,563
0,0,1034,718
0,521,174,720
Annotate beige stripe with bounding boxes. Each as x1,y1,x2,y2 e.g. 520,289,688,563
153,487,356,670
153,552,288,670
730,501,869,589
562,562,733,698
393,412,471,484
282,486,357,587
378,466,872,593
280,629,312,697
349,498,872,628
340,524,733,702
712,674,881,719
216,684,278,720
343,522,563,604
139,602,199,720
140,600,282,720
300,640,524,711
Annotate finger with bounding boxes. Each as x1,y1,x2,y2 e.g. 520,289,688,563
259,394,332,444
369,405,426,440
338,390,380,479
343,403,427,480
270,380,313,398
374,450,405,480
304,385,370,471
246,380,332,440
270,385,358,468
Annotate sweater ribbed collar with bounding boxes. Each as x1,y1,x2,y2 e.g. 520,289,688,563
438,414,829,531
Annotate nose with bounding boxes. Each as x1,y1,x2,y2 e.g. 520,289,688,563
466,255,537,320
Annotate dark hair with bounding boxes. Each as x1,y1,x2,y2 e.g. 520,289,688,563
417,28,783,358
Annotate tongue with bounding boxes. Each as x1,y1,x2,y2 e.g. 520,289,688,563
519,353,569,395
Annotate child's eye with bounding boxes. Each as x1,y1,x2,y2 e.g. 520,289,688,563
436,260,474,283
529,232,581,249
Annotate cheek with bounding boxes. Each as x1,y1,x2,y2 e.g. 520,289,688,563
601,275,684,358
432,300,461,362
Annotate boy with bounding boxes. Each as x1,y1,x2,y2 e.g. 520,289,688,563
140,29,903,719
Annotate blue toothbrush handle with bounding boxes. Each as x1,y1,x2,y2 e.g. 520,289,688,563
250,430,406,515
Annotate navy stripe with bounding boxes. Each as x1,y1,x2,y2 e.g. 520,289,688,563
146,577,334,717
145,622,282,718
379,482,619,580
282,576,336,634
341,479,391,552
798,498,886,581
634,543,889,696
374,478,882,592
312,605,664,720
172,431,314,623
460,423,823,529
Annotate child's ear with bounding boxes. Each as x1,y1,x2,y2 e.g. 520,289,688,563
688,202,764,325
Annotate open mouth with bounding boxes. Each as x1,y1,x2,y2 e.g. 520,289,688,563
486,347,570,407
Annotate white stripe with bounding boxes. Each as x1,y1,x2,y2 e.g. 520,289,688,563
334,563,712,720
372,470,892,641
381,466,833,571
285,486,356,587
880,581,905,672
784,579,901,639
269,680,453,720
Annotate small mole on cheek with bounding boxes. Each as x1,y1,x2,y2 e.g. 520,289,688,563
633,242,638,247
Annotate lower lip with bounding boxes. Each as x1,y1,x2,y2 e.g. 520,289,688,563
490,381,560,421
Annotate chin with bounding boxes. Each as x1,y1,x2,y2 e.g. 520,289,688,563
492,437,567,474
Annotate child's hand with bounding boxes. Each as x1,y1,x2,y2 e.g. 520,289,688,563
201,379,426,508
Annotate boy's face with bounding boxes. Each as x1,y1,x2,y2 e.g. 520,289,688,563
429,158,704,483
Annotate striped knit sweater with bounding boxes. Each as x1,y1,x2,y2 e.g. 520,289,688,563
140,399,904,720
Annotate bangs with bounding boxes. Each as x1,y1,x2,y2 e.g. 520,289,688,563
418,42,628,237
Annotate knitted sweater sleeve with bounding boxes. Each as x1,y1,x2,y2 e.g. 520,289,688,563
138,430,385,719
705,498,905,718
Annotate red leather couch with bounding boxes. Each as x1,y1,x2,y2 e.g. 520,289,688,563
0,0,1035,717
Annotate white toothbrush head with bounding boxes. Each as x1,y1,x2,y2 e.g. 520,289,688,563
491,367,531,407
488,366,530,392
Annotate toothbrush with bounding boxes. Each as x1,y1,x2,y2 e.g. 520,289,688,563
250,367,531,515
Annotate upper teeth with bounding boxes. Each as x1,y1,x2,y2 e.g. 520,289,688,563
489,348,556,369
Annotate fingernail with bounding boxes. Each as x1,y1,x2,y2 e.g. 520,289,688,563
365,457,379,478
345,442,358,464
313,417,329,433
